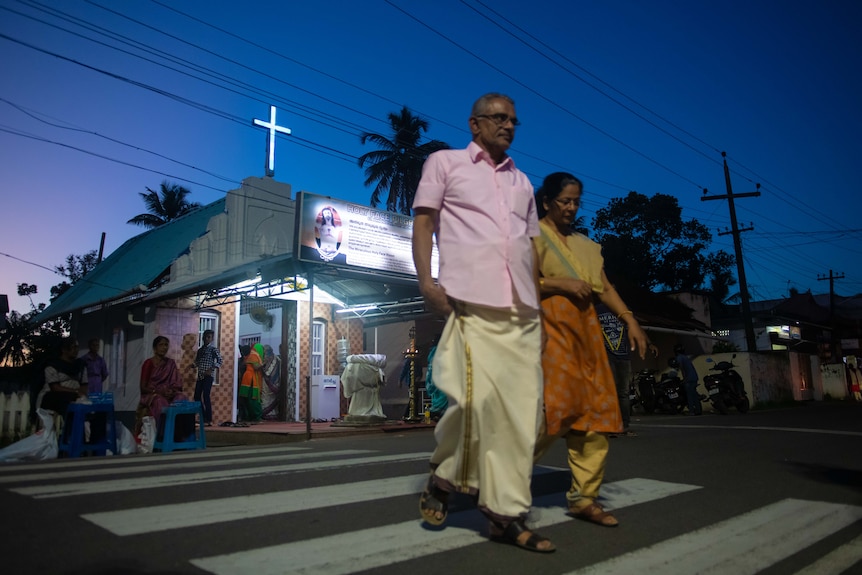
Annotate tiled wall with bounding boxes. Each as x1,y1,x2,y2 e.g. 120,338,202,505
210,301,237,425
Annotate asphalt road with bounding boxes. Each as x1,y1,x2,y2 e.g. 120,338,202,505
0,402,860,575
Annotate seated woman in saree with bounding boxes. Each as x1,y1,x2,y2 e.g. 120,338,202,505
139,336,188,423
37,336,88,415
533,172,649,528
238,343,265,423
261,344,281,420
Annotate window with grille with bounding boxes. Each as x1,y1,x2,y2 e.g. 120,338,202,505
199,313,219,346
312,320,326,375
241,335,261,348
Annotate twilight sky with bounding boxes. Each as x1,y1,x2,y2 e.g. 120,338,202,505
1,0,861,315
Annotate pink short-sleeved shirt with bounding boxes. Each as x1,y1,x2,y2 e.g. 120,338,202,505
412,141,539,309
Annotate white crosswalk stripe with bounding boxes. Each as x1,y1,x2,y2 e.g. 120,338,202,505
84,472,432,535
0,447,365,484
3,447,860,575
82,465,561,536
8,451,432,498
793,534,862,575
189,477,702,575
565,499,862,575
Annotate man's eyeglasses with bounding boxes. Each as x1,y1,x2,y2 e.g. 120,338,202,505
474,113,520,127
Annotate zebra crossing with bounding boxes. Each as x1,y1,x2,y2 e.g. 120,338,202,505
1,445,860,575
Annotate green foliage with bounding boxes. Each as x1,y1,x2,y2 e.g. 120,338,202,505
0,285,64,367
50,250,99,301
0,310,31,367
712,340,739,353
358,107,450,214
570,215,590,237
0,249,94,367
592,191,736,297
127,180,202,229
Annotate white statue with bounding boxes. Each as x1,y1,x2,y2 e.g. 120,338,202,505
341,354,386,421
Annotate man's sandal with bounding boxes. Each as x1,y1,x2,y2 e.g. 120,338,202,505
568,501,619,527
489,519,556,553
419,476,449,526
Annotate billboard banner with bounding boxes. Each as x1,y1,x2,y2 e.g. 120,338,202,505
295,192,438,279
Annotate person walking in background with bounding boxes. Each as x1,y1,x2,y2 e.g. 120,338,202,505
533,172,649,528
412,93,554,553
81,338,108,394
674,344,702,415
423,342,447,422
596,303,658,437
238,343,264,423
192,329,222,427
261,344,281,420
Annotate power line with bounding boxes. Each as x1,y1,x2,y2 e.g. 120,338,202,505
461,0,723,164
384,0,705,190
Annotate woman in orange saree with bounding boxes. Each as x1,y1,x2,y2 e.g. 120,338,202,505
239,343,264,422
534,172,649,527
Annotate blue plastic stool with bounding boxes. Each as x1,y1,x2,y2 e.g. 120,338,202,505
58,394,118,458
153,401,206,453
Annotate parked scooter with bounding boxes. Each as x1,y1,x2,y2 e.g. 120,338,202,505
703,354,750,414
652,360,688,414
631,369,658,414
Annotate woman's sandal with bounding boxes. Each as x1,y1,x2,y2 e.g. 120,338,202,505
419,476,449,526
568,501,619,527
489,519,556,553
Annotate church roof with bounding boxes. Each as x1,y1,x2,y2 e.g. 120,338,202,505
37,200,226,321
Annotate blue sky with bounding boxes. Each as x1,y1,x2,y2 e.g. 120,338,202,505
1,0,861,315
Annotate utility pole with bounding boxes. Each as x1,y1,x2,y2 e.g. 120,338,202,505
702,152,760,352
817,269,845,362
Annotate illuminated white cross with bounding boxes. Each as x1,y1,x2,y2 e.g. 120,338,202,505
253,105,292,177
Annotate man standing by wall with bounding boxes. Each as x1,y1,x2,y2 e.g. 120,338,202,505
596,303,657,436
192,329,222,426
82,338,108,394
412,93,554,553
675,343,702,416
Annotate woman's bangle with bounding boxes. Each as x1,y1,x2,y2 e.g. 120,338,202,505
618,310,633,319
539,278,545,289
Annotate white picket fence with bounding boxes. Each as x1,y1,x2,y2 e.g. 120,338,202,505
0,391,32,443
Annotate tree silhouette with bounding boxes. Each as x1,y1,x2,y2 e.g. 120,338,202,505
127,181,201,229
592,191,736,298
358,107,449,214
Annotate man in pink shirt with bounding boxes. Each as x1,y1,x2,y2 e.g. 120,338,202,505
412,93,553,553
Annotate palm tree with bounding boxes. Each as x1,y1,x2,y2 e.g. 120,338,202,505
127,181,202,229
0,311,31,367
358,107,450,214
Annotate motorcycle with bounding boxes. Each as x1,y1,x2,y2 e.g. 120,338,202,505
631,369,658,414
653,364,688,414
703,354,750,414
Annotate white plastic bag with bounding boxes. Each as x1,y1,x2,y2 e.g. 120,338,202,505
107,423,137,456
0,408,58,462
137,416,155,454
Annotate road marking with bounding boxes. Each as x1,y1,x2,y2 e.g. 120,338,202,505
0,449,371,484
636,424,862,437
565,498,862,575
10,452,433,498
793,534,862,575
83,465,563,536
189,477,701,575
85,473,432,535
0,444,312,473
